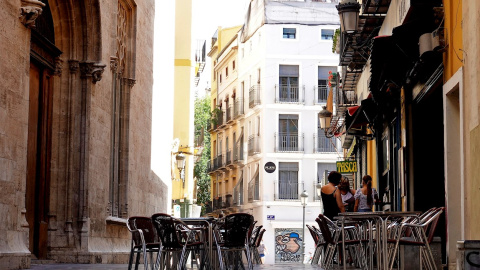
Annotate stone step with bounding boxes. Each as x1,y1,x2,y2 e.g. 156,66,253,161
31,259,57,265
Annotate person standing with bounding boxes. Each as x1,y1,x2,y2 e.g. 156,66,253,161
338,178,356,212
258,240,267,264
321,171,346,220
354,175,378,212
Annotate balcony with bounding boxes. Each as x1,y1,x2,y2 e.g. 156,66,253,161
249,85,261,109
234,98,244,119
233,179,244,206
336,85,357,108
248,135,260,156
275,84,304,104
233,142,244,163
275,132,304,153
314,85,329,104
248,178,259,203
226,104,233,123
226,149,232,166
275,180,301,201
224,194,233,208
314,133,337,153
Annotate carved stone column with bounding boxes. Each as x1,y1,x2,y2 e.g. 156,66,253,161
19,0,45,29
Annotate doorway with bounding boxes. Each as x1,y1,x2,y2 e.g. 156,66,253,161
26,61,54,259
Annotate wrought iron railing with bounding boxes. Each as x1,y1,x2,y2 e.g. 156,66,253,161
275,132,304,152
275,180,301,201
248,178,260,202
226,149,232,165
314,85,329,104
234,98,244,118
233,179,244,206
314,133,337,153
248,135,260,156
226,104,233,123
249,85,261,108
275,84,304,104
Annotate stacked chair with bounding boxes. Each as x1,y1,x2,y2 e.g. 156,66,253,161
316,214,367,270
213,213,255,270
306,224,325,265
250,225,266,264
126,216,161,270
151,213,207,270
387,207,444,270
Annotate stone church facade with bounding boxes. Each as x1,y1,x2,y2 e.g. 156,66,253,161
0,0,167,269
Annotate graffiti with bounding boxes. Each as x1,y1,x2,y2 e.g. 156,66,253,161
274,228,303,263
466,251,480,268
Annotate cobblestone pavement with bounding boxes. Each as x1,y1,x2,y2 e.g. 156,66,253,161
28,263,332,270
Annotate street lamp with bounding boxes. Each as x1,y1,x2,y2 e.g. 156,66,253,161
176,153,186,186
318,106,333,130
336,0,361,34
300,190,308,264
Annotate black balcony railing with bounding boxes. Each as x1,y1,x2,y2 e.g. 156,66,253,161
233,142,244,163
275,180,301,201
276,84,304,104
234,98,244,118
337,88,357,107
233,179,244,206
226,149,232,165
248,178,259,203
314,133,337,153
248,135,260,156
275,132,304,152
249,85,261,108
314,85,329,104
226,104,233,123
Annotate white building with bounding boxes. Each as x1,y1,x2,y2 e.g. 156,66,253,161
229,0,341,264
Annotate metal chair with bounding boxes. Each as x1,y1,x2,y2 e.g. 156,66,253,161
126,216,160,270
316,214,367,269
252,228,266,264
213,213,255,270
307,224,326,265
388,207,444,270
248,225,263,264
151,213,206,270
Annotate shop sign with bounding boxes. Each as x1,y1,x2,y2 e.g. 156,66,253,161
336,161,357,173
264,162,276,173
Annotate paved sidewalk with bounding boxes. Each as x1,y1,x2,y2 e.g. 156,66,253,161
28,263,330,270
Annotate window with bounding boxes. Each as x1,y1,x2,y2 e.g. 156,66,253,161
278,114,299,151
232,60,236,70
257,68,261,83
321,29,334,40
317,163,337,185
220,74,222,83
225,67,229,77
278,162,299,200
283,28,296,39
317,117,336,152
279,65,299,102
317,66,336,103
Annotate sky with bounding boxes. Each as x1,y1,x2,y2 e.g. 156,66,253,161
151,0,248,205
192,0,248,95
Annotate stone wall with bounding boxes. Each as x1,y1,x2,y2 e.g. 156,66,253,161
0,0,168,268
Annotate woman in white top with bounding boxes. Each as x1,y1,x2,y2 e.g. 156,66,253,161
338,178,356,212
354,175,378,212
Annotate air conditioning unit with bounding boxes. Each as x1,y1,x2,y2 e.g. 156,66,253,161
418,29,443,56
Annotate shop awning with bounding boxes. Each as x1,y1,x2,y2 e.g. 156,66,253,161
345,97,377,134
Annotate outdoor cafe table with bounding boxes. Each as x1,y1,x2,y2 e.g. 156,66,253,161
336,211,420,270
181,217,216,269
